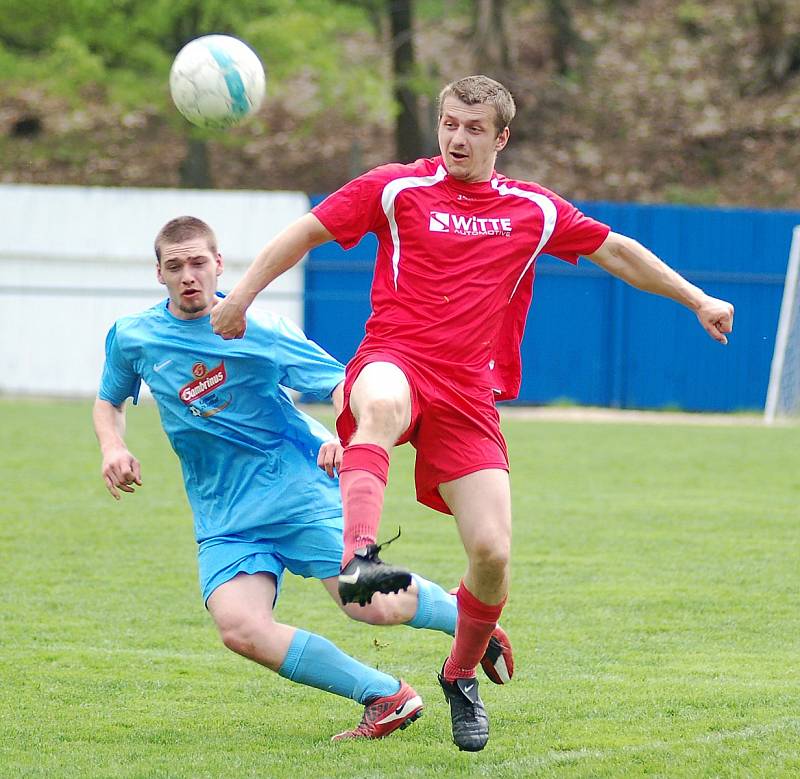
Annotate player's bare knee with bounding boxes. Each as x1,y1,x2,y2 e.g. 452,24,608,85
217,616,271,659
468,539,510,576
219,625,253,657
218,619,251,654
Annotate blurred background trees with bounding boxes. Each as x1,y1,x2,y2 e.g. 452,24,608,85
1,0,800,206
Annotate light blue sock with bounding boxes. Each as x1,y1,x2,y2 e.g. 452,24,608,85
406,574,457,635
278,629,400,704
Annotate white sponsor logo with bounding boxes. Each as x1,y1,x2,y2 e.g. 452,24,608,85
463,683,475,693
429,211,450,232
429,211,512,236
153,359,173,372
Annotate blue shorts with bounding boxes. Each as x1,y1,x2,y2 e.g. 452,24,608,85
197,514,344,605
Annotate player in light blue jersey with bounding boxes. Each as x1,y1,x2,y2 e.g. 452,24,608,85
93,216,512,743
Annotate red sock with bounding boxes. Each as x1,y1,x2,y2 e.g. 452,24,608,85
339,443,390,565
443,581,506,680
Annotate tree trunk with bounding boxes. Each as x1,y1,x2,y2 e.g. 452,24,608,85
179,136,213,188
168,1,214,187
752,0,800,88
390,0,423,162
473,0,512,76
545,0,580,76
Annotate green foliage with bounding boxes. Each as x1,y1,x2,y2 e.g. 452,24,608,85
0,0,70,50
676,1,708,37
0,35,105,104
44,35,108,96
0,0,393,127
245,0,392,123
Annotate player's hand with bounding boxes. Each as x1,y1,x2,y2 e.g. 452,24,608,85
695,295,734,344
317,440,343,478
101,447,142,500
211,295,248,340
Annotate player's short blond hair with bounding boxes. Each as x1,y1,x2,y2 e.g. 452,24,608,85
437,75,516,135
154,216,218,262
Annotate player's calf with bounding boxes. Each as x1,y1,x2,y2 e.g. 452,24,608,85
448,588,515,685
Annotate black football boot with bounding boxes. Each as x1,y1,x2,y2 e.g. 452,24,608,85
338,529,412,606
438,670,490,752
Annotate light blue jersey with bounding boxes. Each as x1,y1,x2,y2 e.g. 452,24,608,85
98,297,345,545
97,296,459,696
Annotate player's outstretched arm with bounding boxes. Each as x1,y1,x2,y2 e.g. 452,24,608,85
587,231,734,344
211,213,334,340
93,398,142,500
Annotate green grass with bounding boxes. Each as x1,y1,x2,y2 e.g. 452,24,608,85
2,398,799,777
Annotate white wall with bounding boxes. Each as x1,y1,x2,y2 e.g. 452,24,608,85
0,184,310,397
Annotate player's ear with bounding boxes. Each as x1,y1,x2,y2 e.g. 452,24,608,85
495,127,510,152
216,252,224,276
156,261,166,285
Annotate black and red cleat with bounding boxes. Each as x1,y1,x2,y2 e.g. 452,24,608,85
331,680,424,741
481,624,514,685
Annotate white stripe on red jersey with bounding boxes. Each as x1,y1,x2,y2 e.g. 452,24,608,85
380,164,448,288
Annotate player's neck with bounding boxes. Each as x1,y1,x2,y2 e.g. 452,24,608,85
444,172,497,194
439,153,497,187
167,299,214,320
441,164,495,188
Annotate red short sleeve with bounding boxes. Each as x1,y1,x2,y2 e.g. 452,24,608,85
543,190,610,263
311,166,395,250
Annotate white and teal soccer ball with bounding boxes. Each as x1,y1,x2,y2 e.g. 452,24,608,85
169,35,266,129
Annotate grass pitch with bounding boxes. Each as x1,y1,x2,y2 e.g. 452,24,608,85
1,398,799,777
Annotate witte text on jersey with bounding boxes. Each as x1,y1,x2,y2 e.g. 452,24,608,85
429,211,512,237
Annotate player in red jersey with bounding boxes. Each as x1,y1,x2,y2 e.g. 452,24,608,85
211,75,734,751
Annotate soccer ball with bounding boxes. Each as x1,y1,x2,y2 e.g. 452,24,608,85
169,35,266,129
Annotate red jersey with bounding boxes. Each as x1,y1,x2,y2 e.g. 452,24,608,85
312,156,610,400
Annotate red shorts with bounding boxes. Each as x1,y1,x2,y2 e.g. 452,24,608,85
336,350,509,515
